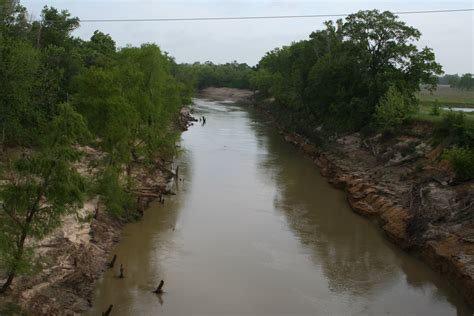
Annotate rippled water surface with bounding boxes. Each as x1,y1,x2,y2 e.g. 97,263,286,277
87,99,471,315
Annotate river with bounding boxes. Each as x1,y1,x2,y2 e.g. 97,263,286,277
87,98,471,315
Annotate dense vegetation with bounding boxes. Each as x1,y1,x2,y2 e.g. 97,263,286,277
178,61,254,90
250,10,473,180
252,10,443,134
438,73,474,90
0,0,191,292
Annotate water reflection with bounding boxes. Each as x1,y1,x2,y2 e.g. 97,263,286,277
87,151,191,315
87,100,471,316
249,108,471,314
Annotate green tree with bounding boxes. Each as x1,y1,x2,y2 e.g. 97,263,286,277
80,30,116,67
73,44,183,217
374,86,412,131
255,10,442,133
0,104,89,292
457,73,473,90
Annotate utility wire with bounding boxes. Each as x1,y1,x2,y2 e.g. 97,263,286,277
77,8,473,23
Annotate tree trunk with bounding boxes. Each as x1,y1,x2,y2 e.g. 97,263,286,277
0,160,53,293
0,272,15,294
0,229,28,293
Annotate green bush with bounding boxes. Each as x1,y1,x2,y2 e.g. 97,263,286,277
443,147,474,181
437,111,474,149
430,100,441,116
97,167,137,219
374,86,412,132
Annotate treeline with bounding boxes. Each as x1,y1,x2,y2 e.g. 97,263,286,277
252,10,442,135
178,61,254,90
438,73,474,90
0,1,191,292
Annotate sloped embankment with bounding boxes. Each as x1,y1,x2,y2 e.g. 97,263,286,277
0,108,195,315
279,124,474,307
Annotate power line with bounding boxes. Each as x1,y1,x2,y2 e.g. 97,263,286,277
77,8,473,23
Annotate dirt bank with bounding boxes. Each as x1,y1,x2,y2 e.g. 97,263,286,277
204,87,474,308
281,130,474,307
266,111,474,306
0,109,195,315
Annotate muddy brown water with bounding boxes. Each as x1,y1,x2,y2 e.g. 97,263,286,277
87,99,472,315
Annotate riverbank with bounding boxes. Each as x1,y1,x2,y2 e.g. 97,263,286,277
202,87,474,308
0,109,195,315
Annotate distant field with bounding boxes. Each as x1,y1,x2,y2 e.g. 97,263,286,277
417,84,474,108
411,102,474,124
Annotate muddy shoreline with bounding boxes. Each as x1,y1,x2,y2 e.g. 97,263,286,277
201,87,474,309
0,109,195,315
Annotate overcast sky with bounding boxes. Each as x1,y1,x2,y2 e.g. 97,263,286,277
21,0,473,74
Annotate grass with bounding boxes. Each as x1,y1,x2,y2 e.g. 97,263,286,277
411,103,474,124
413,85,474,124
417,85,474,108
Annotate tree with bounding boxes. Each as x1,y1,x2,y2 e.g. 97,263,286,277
255,10,443,133
73,44,184,217
0,104,89,292
0,0,188,294
457,73,473,90
37,6,79,49
374,86,412,131
81,30,116,67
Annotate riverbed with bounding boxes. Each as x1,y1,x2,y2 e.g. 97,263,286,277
87,98,471,315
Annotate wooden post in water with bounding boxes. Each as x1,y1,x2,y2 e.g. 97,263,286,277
119,264,124,278
153,280,165,294
109,255,117,269
102,304,113,316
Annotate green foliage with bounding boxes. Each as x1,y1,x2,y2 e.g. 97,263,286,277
0,103,87,291
97,167,137,219
73,43,183,165
374,86,412,131
0,301,26,315
80,30,116,67
438,73,474,90
0,0,187,292
437,111,474,149
430,99,441,116
0,36,41,144
179,61,254,90
255,10,442,134
443,147,474,181
457,73,474,91
437,111,474,180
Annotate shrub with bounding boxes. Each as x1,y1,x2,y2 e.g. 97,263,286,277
437,111,474,149
374,86,412,132
443,147,474,181
430,100,441,116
